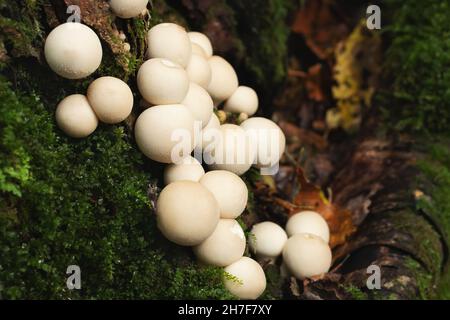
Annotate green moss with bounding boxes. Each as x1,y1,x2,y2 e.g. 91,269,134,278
380,0,450,133
414,139,450,299
341,284,368,300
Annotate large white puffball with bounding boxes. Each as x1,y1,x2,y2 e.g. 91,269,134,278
87,76,133,124
45,23,102,79
286,211,330,243
137,58,189,105
134,104,195,163
188,32,213,58
193,219,246,267
181,83,214,128
157,181,220,246
207,56,238,104
208,124,255,176
249,222,288,259
224,257,266,300
109,0,148,18
240,117,286,169
55,94,98,138
200,170,248,219
186,53,212,89
147,23,192,68
224,86,259,116
163,156,205,185
282,233,332,280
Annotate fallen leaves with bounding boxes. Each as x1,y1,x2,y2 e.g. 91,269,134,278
275,167,355,249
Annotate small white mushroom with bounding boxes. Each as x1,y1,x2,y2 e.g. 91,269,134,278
223,257,267,300
188,32,213,58
207,56,239,104
224,86,259,116
249,221,288,260
163,156,205,185
208,124,255,176
137,58,189,105
87,76,133,124
285,210,330,243
199,170,248,219
147,23,192,68
195,113,221,153
193,219,246,267
55,94,98,138
181,83,214,128
134,104,195,163
282,233,332,280
109,0,149,19
156,181,220,246
240,117,286,170
186,53,212,89
44,22,102,79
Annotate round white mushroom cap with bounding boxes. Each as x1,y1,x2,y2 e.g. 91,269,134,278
181,83,214,128
224,86,259,116
137,58,189,105
55,94,98,138
199,170,248,219
188,32,213,58
240,117,286,170
109,0,148,18
249,221,288,259
207,124,255,176
285,210,330,243
223,257,267,300
147,23,192,68
134,104,195,163
163,156,205,185
282,233,332,280
156,181,220,246
87,76,133,124
207,56,238,104
186,53,212,89
45,22,102,79
193,219,246,267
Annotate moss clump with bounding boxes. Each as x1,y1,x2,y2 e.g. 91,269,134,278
380,0,450,133
0,77,233,299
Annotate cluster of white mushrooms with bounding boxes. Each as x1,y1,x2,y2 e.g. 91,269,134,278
43,0,332,300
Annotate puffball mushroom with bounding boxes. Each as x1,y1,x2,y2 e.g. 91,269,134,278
240,117,286,169
282,233,332,280
249,222,288,260
285,210,330,243
193,219,246,267
224,86,259,116
194,113,221,154
207,56,239,104
137,58,189,105
157,181,220,246
134,104,195,163
208,124,255,176
87,76,133,124
163,156,205,185
186,53,212,89
147,23,192,68
109,0,148,19
199,170,248,219
182,83,214,128
223,257,267,300
188,32,213,58
55,94,98,138
45,22,102,79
